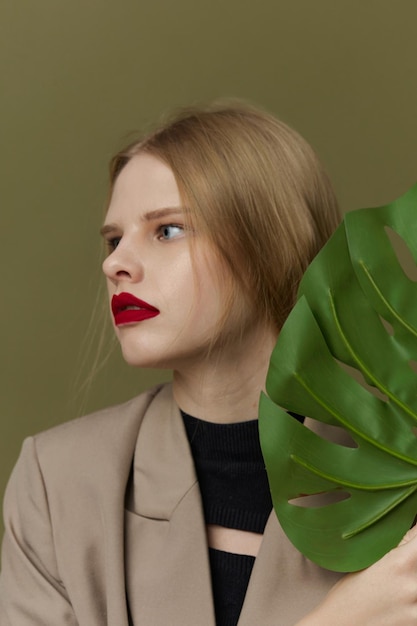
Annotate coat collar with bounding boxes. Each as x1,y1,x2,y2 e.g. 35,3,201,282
127,384,198,520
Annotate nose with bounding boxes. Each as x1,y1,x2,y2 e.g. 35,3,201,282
102,239,144,285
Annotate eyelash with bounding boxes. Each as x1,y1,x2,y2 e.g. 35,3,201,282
104,223,185,253
106,237,121,253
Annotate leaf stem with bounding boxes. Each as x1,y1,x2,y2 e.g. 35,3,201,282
342,484,417,539
329,290,417,424
291,454,417,491
359,260,417,340
294,373,417,467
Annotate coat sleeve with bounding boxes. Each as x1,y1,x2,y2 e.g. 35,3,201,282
0,437,78,625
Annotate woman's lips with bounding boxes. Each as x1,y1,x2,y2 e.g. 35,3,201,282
111,292,160,326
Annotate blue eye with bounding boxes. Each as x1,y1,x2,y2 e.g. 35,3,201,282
158,224,184,240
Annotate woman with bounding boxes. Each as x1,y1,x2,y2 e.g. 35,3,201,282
1,103,417,625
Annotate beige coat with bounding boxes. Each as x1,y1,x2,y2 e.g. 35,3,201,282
0,384,342,625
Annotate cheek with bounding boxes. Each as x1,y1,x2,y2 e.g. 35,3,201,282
106,277,115,296
191,270,228,327
170,245,233,330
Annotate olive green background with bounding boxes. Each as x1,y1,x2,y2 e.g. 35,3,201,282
1,0,417,540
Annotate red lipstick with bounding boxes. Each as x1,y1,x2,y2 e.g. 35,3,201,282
111,292,160,326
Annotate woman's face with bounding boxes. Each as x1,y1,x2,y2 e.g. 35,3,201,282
102,153,251,370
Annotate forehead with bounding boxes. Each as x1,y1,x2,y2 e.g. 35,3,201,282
106,153,182,221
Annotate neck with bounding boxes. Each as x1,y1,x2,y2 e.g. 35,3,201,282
172,324,277,424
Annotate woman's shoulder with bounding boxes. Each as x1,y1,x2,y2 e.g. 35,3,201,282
19,383,172,482
36,383,167,443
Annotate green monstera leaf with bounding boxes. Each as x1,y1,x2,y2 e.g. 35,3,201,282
259,183,417,572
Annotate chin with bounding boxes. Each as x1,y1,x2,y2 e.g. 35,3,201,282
116,326,214,370
120,350,165,370
119,342,206,372
118,343,175,370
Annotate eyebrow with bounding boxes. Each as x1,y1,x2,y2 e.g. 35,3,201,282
100,206,188,237
142,207,187,222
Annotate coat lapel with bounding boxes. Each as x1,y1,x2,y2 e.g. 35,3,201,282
237,512,342,625
125,385,216,626
238,414,347,625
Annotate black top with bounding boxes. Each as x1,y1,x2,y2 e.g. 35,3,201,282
181,412,273,626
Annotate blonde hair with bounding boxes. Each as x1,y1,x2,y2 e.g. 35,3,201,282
110,102,340,331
